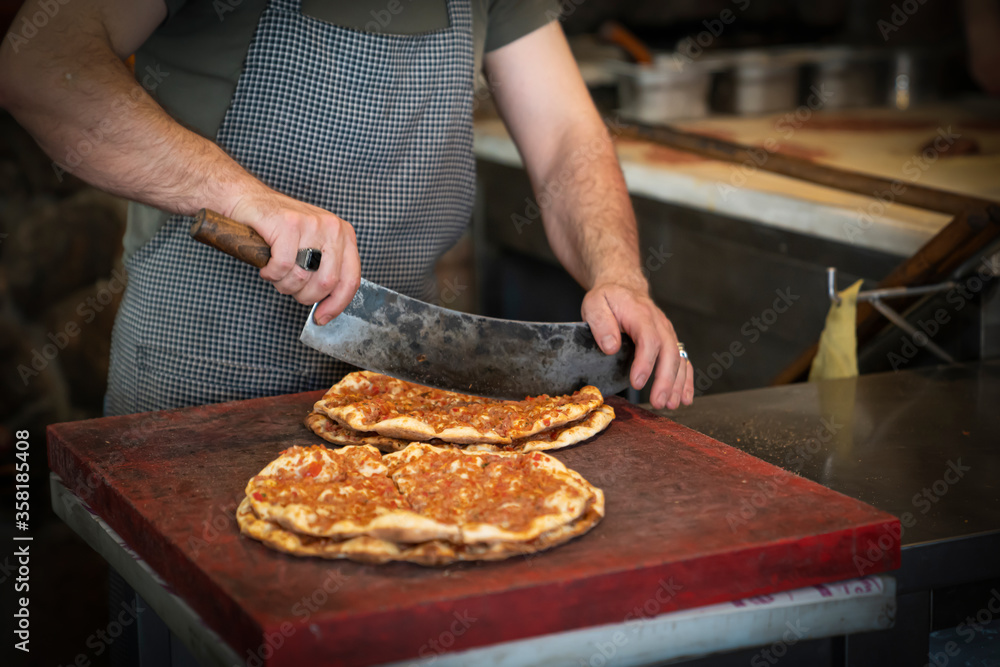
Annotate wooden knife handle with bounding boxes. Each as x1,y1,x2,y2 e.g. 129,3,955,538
190,208,271,269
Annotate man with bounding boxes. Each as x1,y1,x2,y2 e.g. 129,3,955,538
0,0,693,414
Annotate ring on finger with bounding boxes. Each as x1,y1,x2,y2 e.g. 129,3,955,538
296,248,323,272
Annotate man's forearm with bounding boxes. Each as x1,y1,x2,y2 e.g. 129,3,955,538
0,18,263,218
483,21,646,296
0,1,363,323
467,20,693,406
533,122,646,293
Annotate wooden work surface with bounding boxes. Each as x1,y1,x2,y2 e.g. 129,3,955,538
47,394,900,667
476,104,1000,255
670,105,1000,201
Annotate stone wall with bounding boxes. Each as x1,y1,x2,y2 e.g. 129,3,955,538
0,111,127,463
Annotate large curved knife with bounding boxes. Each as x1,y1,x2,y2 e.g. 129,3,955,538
190,209,634,398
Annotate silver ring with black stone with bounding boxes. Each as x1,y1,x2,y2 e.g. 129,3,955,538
296,248,322,272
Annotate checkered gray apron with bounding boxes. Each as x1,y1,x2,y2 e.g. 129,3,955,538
105,0,475,416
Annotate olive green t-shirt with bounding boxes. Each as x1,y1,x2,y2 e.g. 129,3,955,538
126,0,559,259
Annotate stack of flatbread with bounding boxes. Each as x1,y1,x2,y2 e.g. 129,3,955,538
303,371,615,453
237,443,605,565
238,372,614,564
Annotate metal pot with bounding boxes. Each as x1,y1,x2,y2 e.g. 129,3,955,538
611,54,724,123
805,46,885,110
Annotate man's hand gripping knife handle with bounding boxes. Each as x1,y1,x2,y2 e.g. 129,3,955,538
189,208,273,269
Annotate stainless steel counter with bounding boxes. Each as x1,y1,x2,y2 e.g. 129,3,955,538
652,360,1000,664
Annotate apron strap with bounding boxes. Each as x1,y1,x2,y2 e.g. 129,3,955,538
267,0,299,13
444,0,470,30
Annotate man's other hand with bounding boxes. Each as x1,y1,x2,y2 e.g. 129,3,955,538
582,281,694,410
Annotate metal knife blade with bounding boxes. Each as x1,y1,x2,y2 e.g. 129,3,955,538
190,209,634,399
300,279,634,398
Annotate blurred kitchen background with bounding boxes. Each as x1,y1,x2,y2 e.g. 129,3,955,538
473,0,1000,399
1,0,999,664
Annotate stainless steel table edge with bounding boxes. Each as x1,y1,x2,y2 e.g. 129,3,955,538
50,473,243,667
51,474,897,667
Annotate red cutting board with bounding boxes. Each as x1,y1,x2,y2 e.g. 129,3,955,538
47,395,899,667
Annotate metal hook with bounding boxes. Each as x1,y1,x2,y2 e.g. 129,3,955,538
823,266,958,365
827,267,842,306
826,266,956,305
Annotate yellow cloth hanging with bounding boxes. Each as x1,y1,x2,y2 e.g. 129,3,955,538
809,279,863,381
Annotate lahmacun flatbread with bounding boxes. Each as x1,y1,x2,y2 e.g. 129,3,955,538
305,404,616,454
246,374,614,564
236,489,604,566
313,372,605,445
315,371,485,413
458,404,615,453
304,412,409,452
383,443,594,544
246,445,460,542
245,444,601,545
327,388,604,444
